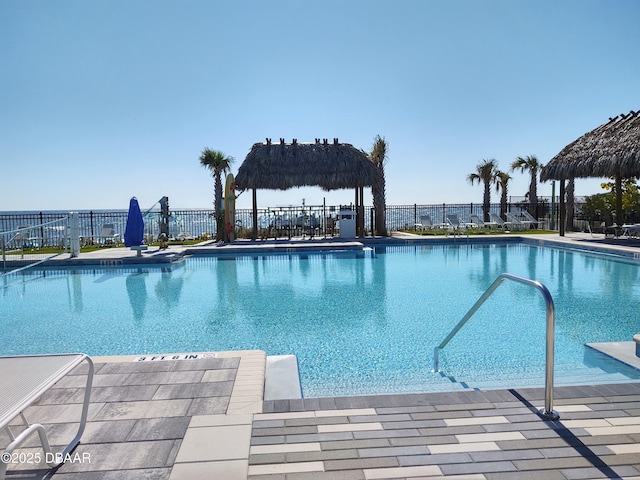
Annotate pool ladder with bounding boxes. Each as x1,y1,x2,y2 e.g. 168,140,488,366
433,273,559,420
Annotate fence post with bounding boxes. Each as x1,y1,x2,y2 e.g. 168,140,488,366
414,204,417,228
89,211,95,244
70,212,80,258
39,212,45,246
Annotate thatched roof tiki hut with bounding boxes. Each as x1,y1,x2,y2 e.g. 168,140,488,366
541,110,640,235
235,138,383,240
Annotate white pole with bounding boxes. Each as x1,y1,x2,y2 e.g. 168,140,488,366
70,212,80,258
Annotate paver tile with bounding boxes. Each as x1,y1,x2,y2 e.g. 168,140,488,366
318,422,382,433
315,408,377,417
174,424,252,463
607,416,640,426
189,413,253,427
250,442,321,455
607,443,640,454
248,461,324,475
202,368,238,382
585,424,640,436
187,396,230,415
428,441,501,454
362,464,442,479
358,445,429,458
170,459,248,480
93,399,192,421
126,416,191,441
154,381,234,400
456,431,526,443
444,416,509,426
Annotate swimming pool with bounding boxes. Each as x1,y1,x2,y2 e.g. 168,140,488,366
2,241,640,397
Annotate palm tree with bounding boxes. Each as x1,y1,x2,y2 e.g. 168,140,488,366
511,155,543,216
199,148,234,241
370,135,388,236
495,170,512,220
467,159,498,222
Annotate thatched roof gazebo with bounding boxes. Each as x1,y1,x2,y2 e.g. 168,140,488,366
540,109,640,234
235,138,381,239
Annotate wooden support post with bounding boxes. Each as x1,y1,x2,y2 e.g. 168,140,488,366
359,186,365,236
559,179,565,237
252,189,258,241
354,188,359,237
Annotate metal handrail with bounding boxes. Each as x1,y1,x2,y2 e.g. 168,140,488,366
433,273,559,420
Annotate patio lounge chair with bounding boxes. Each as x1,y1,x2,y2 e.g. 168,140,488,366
415,215,434,231
505,213,525,231
621,224,640,238
521,211,540,228
0,354,94,480
97,223,120,245
489,213,507,231
446,214,468,235
469,214,486,229
8,226,32,250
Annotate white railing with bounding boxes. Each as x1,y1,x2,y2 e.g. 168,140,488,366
1,214,78,276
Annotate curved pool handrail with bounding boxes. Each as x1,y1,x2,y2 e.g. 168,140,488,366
433,272,558,420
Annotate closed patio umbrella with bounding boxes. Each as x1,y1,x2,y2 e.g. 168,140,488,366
124,197,144,247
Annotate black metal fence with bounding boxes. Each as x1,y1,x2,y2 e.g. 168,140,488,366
1,199,582,246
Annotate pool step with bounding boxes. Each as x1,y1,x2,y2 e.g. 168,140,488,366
264,355,302,400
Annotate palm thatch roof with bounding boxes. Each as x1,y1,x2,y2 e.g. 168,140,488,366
541,109,640,181
235,138,381,191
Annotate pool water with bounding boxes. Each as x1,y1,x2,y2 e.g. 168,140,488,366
2,243,640,397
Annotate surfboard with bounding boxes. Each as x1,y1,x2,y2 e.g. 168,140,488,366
224,173,236,242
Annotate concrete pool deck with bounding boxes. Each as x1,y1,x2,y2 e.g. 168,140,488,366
3,232,640,478
2,352,640,479
8,230,640,267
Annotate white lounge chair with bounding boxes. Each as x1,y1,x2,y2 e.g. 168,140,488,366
0,354,94,480
415,214,434,231
489,213,508,231
621,224,640,238
97,223,120,245
520,211,540,228
505,213,525,231
9,226,32,250
469,214,486,229
446,214,468,235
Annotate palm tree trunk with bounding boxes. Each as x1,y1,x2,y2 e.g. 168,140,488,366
372,176,387,236
529,175,538,217
483,181,491,222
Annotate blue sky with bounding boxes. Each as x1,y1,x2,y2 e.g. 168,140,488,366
1,0,639,212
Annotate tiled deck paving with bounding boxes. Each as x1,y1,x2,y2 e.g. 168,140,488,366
1,351,266,480
251,384,640,480
2,353,640,479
